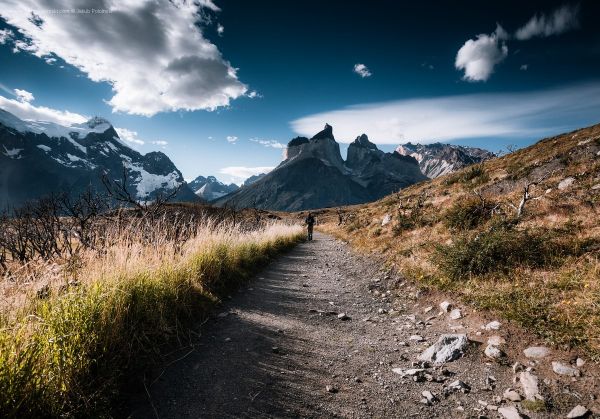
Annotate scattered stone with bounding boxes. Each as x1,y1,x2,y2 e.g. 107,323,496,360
449,308,462,320
519,371,542,401
523,346,550,359
558,177,575,190
498,405,523,419
423,306,433,313
447,380,470,393
381,214,391,226
512,362,524,373
409,335,424,342
337,313,351,321
487,335,506,346
576,358,585,367
484,344,504,359
484,320,501,330
592,183,600,190
551,361,580,377
566,405,590,418
326,385,338,393
421,390,438,405
503,388,522,402
378,308,387,314
417,334,468,364
440,301,452,312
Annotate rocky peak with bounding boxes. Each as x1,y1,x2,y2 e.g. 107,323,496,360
288,136,309,147
351,134,378,150
85,116,111,129
311,123,334,141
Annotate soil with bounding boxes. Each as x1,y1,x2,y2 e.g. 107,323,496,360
128,233,599,418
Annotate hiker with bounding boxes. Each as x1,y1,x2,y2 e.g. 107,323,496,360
305,212,316,241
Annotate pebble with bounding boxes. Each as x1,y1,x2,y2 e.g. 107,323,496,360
423,306,433,313
421,390,437,405
551,361,580,377
523,346,550,359
326,385,338,393
440,301,451,312
484,344,504,359
576,358,585,367
519,371,542,401
503,388,522,402
566,405,589,418
337,313,351,321
484,320,501,330
558,177,575,189
409,335,424,342
498,405,523,419
449,308,462,320
487,335,506,346
378,308,387,314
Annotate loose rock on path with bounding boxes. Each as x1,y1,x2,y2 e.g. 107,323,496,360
129,233,597,418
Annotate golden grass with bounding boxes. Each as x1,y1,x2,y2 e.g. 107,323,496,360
0,219,303,417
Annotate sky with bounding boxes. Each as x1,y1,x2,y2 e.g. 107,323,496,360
1,0,599,184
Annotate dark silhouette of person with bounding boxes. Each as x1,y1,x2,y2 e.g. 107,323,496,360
305,212,316,241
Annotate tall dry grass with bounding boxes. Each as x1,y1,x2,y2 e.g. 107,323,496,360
0,217,303,417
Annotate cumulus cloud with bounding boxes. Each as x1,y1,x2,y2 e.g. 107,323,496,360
219,166,274,182
217,23,224,36
290,82,600,144
0,92,87,125
114,127,145,146
0,28,13,44
515,4,580,40
0,0,247,116
455,25,508,82
250,138,285,149
14,88,34,103
226,135,238,143
353,63,372,78
152,140,168,146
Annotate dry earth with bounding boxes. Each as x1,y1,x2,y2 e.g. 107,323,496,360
129,233,598,418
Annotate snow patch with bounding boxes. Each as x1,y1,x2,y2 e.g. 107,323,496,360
37,144,51,152
125,162,181,199
2,146,23,159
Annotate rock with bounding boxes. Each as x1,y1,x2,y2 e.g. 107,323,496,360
440,301,452,312
484,320,501,330
558,177,575,190
576,358,585,367
486,404,498,411
382,214,391,226
421,390,438,404
378,308,387,314
523,346,550,359
566,405,589,418
551,361,580,377
519,371,541,401
417,334,468,364
272,346,280,354
325,385,338,393
512,362,524,373
409,335,424,342
487,335,506,346
447,380,470,393
484,344,504,359
498,405,523,419
423,306,433,313
337,313,351,321
449,308,462,320
592,183,600,190
503,388,522,402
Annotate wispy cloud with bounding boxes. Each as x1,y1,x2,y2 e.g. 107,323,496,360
217,23,224,36
291,82,600,144
0,0,247,116
515,4,580,40
353,63,372,78
115,128,145,146
250,138,285,149
226,135,238,143
0,91,87,125
219,166,274,182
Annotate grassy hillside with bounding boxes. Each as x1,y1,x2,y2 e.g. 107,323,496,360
0,213,303,417
316,123,600,359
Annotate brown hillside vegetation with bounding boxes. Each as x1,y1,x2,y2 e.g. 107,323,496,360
315,123,600,359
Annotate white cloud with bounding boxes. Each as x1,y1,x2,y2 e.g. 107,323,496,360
219,166,274,182
114,127,145,145
250,138,285,149
515,4,580,40
247,90,262,99
0,0,247,116
455,25,508,82
290,82,600,145
226,135,238,143
353,63,372,78
14,88,34,103
152,140,168,146
520,64,529,71
217,24,224,36
0,93,87,125
0,28,13,44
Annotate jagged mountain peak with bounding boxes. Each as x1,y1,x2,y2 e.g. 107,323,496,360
83,116,112,129
288,136,309,147
351,133,378,150
311,123,334,141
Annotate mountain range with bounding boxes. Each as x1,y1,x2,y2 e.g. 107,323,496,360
215,124,429,211
0,109,197,208
188,175,239,201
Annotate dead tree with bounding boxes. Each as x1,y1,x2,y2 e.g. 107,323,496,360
508,170,554,218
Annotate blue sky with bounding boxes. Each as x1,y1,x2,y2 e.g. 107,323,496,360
1,0,600,184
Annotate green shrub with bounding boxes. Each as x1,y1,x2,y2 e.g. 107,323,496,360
444,197,494,231
433,227,562,280
443,163,489,187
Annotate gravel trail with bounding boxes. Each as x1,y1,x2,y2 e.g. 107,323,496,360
129,233,598,418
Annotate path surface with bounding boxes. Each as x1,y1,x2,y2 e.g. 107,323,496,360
130,233,596,418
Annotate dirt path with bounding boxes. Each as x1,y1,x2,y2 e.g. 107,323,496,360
129,233,598,418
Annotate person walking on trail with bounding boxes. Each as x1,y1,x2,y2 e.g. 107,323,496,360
305,212,316,241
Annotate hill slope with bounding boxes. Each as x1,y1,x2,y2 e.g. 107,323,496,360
315,122,600,357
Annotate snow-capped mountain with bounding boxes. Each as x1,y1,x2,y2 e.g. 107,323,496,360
188,175,239,201
215,124,427,211
0,109,198,208
395,142,495,178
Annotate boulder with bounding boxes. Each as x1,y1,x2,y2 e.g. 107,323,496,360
417,334,468,364
523,346,550,359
